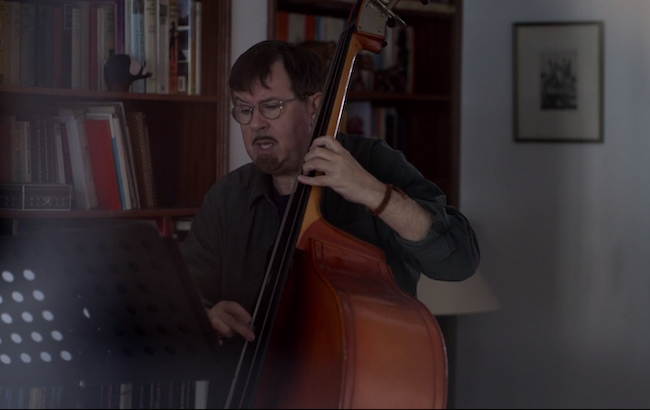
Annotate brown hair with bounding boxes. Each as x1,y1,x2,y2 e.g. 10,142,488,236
229,40,325,101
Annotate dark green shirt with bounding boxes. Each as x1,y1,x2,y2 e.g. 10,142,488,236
182,133,480,314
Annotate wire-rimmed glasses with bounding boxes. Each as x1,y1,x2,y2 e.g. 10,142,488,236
231,98,300,125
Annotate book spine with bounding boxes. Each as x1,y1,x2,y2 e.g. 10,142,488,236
143,0,157,93
276,11,288,41
74,111,98,209
17,120,31,183
52,4,63,88
112,115,133,209
28,116,42,182
52,121,66,184
188,0,195,95
124,0,132,55
0,0,5,84
61,3,73,89
102,3,117,91
59,121,74,188
70,6,82,89
89,5,99,91
59,113,92,209
3,115,19,182
168,0,178,93
0,115,11,182
8,0,19,85
35,3,55,88
130,0,145,93
115,0,125,54
176,0,190,94
42,116,55,183
77,1,91,90
19,1,35,87
84,114,122,210
193,0,200,95
157,0,170,94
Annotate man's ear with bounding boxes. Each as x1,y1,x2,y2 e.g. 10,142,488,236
309,92,324,124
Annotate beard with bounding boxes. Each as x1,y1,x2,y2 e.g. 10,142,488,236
254,154,282,175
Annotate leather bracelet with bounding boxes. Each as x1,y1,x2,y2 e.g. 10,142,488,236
368,184,394,216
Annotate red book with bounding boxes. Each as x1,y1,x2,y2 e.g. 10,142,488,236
84,117,122,210
276,11,289,41
304,14,316,41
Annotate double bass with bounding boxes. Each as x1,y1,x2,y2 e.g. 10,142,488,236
226,1,448,408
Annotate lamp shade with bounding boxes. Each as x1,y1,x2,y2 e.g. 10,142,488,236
417,270,500,316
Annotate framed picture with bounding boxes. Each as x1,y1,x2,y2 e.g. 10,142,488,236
513,22,604,142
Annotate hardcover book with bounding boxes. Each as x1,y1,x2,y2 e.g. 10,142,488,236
84,113,122,210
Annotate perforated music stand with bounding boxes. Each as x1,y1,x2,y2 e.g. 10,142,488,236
0,222,222,403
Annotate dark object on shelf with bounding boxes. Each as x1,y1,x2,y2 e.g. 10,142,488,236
0,222,221,403
104,54,153,92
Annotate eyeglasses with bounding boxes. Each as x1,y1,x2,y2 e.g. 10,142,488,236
231,98,300,125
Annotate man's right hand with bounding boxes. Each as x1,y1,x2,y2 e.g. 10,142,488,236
206,301,256,343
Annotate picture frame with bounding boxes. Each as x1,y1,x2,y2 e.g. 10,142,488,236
513,22,604,142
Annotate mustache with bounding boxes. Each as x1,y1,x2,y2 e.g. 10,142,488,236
252,136,278,146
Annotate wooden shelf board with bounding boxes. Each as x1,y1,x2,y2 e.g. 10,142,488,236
0,85,221,103
0,208,200,219
347,92,451,102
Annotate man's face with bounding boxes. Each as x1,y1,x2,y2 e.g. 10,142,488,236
232,60,321,178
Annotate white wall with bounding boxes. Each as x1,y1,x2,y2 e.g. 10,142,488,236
230,0,268,171
458,0,650,407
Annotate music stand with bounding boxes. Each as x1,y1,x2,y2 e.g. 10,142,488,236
0,222,222,407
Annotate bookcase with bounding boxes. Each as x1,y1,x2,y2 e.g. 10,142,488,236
0,0,231,238
267,0,463,207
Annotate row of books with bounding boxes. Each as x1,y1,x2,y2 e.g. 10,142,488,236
276,11,415,94
0,101,157,211
0,380,209,409
0,0,202,95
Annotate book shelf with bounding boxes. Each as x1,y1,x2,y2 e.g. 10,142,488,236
267,0,463,207
0,0,232,238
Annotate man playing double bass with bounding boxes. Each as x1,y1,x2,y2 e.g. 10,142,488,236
181,40,480,405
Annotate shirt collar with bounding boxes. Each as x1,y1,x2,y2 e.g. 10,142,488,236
248,166,275,210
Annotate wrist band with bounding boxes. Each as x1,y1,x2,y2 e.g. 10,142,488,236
369,184,394,216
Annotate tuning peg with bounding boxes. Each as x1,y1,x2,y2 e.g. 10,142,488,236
387,16,396,28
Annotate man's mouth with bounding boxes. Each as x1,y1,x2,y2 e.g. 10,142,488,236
253,137,277,150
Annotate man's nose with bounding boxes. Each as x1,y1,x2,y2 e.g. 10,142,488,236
248,108,269,131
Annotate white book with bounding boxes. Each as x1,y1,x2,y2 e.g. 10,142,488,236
157,0,170,94
57,109,98,210
287,13,305,44
194,380,209,409
144,0,158,93
322,15,345,44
